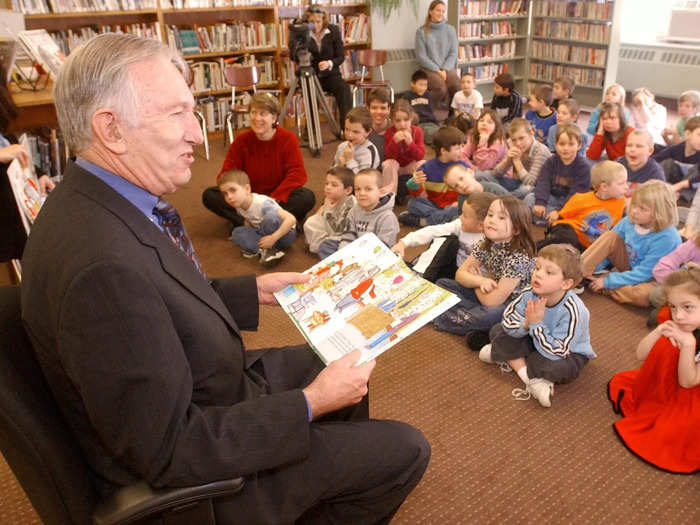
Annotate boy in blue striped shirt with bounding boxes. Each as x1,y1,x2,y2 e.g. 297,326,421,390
479,244,595,407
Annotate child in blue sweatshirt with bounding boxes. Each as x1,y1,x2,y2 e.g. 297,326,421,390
582,180,681,306
480,244,594,408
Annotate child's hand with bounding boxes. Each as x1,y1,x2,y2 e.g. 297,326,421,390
588,275,606,292
243,219,252,227
480,277,498,294
507,146,522,159
546,210,559,224
401,130,413,144
525,297,547,327
596,119,605,136
663,127,680,145
340,144,354,165
391,241,406,258
658,320,695,349
413,169,427,184
258,235,276,249
532,204,546,218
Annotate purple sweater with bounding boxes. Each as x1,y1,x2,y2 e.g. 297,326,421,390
534,154,591,206
652,239,700,283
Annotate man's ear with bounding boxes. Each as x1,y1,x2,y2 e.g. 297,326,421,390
91,108,127,154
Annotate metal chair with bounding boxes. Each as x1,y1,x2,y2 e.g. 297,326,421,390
223,63,259,145
0,285,245,525
351,49,395,106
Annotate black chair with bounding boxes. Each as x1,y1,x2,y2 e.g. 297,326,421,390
0,286,244,525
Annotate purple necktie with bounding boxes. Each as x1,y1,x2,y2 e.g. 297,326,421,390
153,198,206,277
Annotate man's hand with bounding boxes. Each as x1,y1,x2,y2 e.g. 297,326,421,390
256,272,311,306
340,144,354,165
438,69,447,81
303,349,375,419
38,174,56,195
588,275,605,292
0,144,29,168
532,204,546,218
391,241,406,258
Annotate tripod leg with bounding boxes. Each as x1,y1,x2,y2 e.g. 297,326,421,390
305,76,324,154
312,74,341,138
300,76,321,156
280,75,298,123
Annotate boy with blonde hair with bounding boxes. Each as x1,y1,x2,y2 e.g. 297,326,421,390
481,244,595,408
304,166,356,258
218,170,297,266
616,129,664,194
335,169,399,252
539,160,627,251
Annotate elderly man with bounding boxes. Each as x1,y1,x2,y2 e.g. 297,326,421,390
21,34,429,524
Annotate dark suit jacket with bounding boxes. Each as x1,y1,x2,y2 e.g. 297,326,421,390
20,161,310,493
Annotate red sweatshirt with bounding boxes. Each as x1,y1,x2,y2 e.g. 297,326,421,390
217,126,307,202
586,126,635,161
384,125,425,167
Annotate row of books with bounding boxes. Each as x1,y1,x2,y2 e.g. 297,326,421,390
277,0,366,5
165,0,273,6
49,23,161,55
10,0,156,14
469,62,509,81
530,62,604,87
460,0,528,17
533,20,611,43
533,0,613,21
458,20,517,39
531,40,607,67
329,14,370,44
189,55,277,93
167,22,277,56
458,41,516,60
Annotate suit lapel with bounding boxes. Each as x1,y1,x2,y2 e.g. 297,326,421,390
65,162,238,333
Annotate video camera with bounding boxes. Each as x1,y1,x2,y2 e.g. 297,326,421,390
287,18,314,68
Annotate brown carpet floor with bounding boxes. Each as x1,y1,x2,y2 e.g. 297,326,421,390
2,125,699,524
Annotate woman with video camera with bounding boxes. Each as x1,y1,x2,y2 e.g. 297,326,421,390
303,4,352,129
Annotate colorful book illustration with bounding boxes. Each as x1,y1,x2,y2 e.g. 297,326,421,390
274,233,459,365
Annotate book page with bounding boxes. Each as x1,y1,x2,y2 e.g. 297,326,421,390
274,233,459,365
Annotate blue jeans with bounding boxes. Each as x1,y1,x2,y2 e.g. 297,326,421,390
432,278,507,335
477,172,533,199
318,239,340,259
524,193,569,226
407,197,460,225
231,212,297,253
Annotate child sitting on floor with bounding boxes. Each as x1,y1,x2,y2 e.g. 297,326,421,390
582,180,681,307
653,116,700,200
432,196,536,347
490,72,522,125
382,99,425,204
546,98,588,155
304,166,356,259
392,192,497,282
539,160,627,252
333,107,380,173
525,84,557,143
630,87,667,147
366,87,392,164
481,244,594,408
551,76,574,111
587,102,635,161
587,83,630,136
219,169,297,267
402,69,439,145
399,126,468,227
662,89,700,145
461,109,507,172
608,266,700,474
451,70,483,119
616,129,664,195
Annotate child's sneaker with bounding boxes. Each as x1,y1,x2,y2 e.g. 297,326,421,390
260,248,285,267
241,249,258,259
527,378,554,407
478,344,493,363
398,211,422,227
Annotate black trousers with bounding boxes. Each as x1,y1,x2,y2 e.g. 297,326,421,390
202,186,316,228
213,345,431,525
319,73,352,128
537,223,584,252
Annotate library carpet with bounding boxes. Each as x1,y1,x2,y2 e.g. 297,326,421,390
1,128,699,524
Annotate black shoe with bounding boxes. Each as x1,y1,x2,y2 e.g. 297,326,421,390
465,330,490,351
398,211,422,227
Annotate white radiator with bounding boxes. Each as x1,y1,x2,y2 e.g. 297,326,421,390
617,43,700,99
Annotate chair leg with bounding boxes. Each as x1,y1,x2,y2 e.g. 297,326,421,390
194,110,209,161
389,86,395,104
225,113,234,146
352,86,358,108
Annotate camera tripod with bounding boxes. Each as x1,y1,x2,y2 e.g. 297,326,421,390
281,65,341,157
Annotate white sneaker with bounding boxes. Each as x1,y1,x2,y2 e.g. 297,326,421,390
260,248,285,267
241,249,258,259
527,378,554,408
478,344,494,363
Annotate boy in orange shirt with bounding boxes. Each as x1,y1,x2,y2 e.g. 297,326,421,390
537,161,628,251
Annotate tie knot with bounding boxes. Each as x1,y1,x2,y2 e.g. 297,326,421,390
154,199,180,228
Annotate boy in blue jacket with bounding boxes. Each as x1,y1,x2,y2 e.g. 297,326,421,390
480,244,595,408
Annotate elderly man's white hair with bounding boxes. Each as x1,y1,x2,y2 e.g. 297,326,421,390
54,33,187,153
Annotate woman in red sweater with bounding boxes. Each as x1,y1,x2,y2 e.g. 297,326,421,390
586,101,635,161
202,93,315,228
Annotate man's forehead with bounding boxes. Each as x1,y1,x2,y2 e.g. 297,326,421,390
129,58,188,108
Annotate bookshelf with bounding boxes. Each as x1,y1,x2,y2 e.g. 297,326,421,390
528,0,619,109
5,0,372,137
449,0,531,103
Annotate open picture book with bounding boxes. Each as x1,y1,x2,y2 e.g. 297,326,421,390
274,233,460,365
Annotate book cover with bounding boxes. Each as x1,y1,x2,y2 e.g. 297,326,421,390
274,233,459,365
